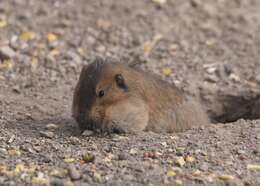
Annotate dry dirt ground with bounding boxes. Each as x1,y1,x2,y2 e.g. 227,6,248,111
0,0,260,185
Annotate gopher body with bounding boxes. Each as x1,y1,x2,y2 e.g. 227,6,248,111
72,59,209,133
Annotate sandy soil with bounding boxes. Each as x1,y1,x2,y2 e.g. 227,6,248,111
0,0,260,185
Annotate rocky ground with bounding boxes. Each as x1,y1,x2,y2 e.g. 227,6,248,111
0,0,260,185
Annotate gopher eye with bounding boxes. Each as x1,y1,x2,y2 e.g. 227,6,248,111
98,90,105,98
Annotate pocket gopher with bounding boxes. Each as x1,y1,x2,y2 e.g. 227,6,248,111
72,59,209,133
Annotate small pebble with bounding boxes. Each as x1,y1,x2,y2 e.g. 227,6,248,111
185,156,195,163
82,153,95,163
8,149,21,156
93,172,102,183
247,164,260,172
96,18,111,30
252,149,260,156
0,19,7,28
223,64,233,75
65,180,74,186
239,155,247,160
171,167,182,174
129,149,138,155
20,31,35,42
152,0,167,5
205,67,217,74
143,151,157,159
49,169,65,178
175,148,184,156
104,153,115,162
64,158,75,164
47,33,58,43
167,170,176,177
255,74,260,83
31,177,49,186
229,73,240,82
68,164,81,180
50,178,65,186
161,142,167,147
67,50,82,64
237,150,246,155
175,179,183,186
118,153,127,160
169,44,179,51
40,131,55,139
205,38,216,46
205,74,219,83
192,170,201,176
0,148,8,155
218,174,234,181
12,85,21,94
45,123,59,131
199,162,209,171
96,45,106,53
162,68,172,76
82,130,94,136
69,136,80,145
175,156,185,167
0,46,16,60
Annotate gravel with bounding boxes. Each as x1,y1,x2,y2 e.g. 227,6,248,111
0,0,260,185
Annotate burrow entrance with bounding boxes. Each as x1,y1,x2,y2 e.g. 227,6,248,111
203,91,260,123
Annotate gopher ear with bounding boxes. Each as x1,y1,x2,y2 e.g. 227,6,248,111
115,74,128,91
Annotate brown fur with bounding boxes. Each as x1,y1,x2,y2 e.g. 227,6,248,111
72,59,209,133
